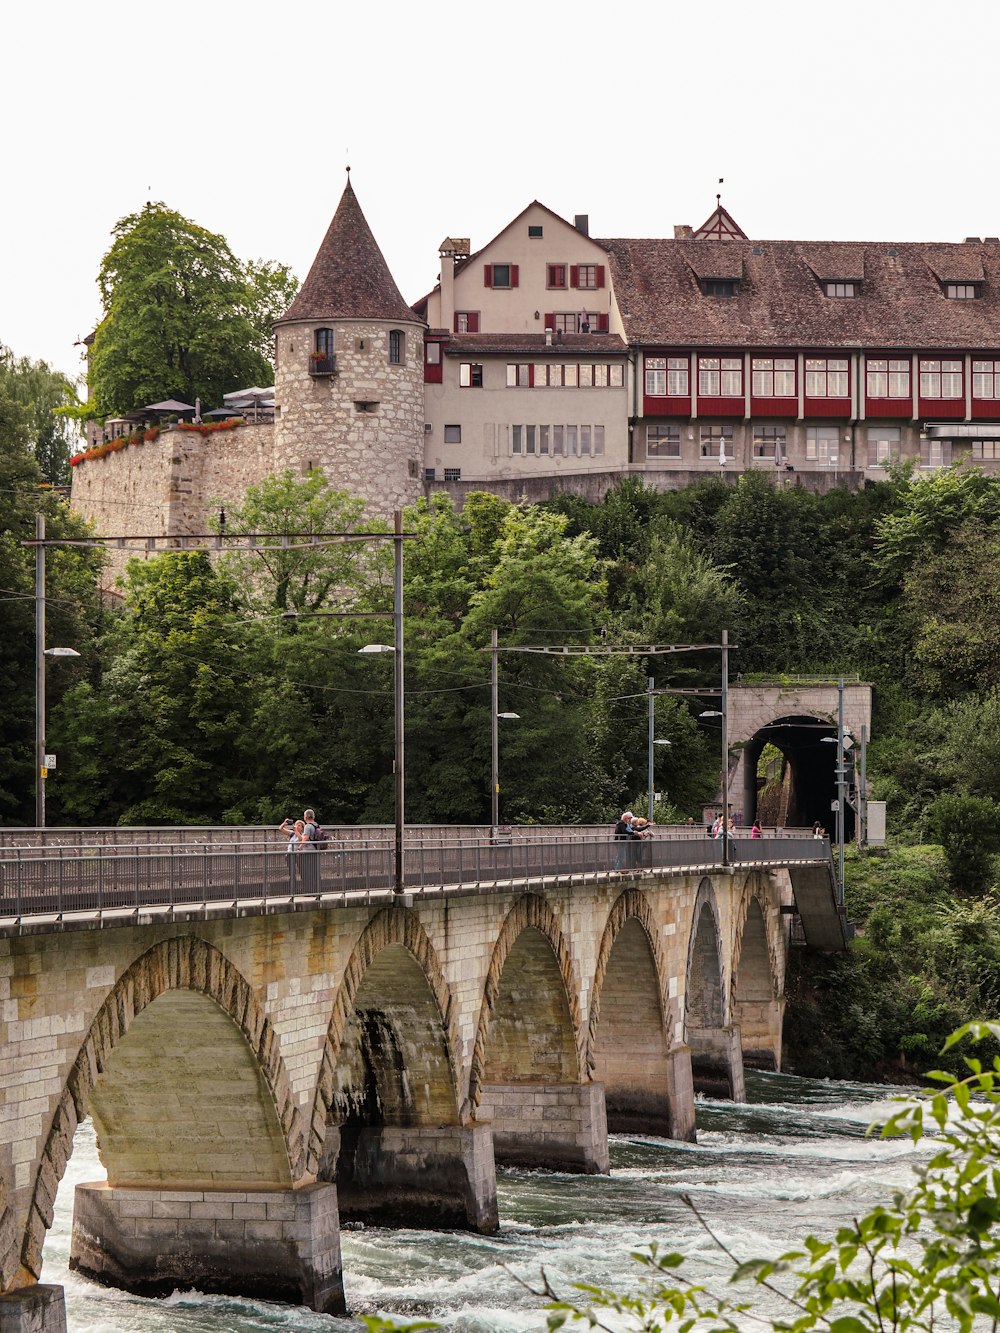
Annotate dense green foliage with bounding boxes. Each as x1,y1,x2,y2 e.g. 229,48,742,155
86,203,297,418
784,846,1000,1080
0,344,82,484
0,386,102,822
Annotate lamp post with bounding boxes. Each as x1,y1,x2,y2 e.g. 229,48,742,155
820,676,848,906
489,627,520,833
357,509,406,895
34,513,81,828
646,676,671,821
698,628,731,866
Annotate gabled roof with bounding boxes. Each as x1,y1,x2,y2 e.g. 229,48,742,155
600,236,1000,349
277,179,418,326
693,204,749,241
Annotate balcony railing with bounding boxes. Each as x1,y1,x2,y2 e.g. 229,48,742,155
308,355,336,376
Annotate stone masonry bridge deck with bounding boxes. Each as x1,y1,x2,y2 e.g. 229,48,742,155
0,826,843,1330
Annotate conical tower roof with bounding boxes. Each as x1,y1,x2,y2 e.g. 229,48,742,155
277,178,417,325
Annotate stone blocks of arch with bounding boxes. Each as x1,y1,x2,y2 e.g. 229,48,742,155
0,868,790,1324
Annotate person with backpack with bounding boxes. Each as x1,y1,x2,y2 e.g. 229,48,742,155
299,807,325,891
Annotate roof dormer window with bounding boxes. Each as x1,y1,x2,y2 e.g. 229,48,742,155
945,283,980,299
825,281,859,298
703,279,738,297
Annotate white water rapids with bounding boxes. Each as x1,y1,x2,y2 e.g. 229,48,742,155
40,1071,926,1330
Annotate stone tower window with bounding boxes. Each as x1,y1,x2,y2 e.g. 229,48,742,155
314,328,334,357
388,330,404,365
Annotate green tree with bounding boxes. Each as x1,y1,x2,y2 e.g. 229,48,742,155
0,388,101,824
59,552,258,824
0,345,82,484
927,792,1000,893
87,203,298,418
215,469,373,615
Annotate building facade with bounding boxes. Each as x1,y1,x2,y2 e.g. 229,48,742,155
70,182,1000,539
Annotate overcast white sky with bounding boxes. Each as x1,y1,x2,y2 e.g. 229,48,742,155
5,0,1000,382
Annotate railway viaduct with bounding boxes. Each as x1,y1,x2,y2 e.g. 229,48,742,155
0,829,843,1329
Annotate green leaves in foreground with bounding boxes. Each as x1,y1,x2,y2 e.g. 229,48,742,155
368,1022,1000,1333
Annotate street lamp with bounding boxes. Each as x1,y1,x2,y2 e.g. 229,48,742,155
646,675,673,821
358,633,403,896
490,626,522,835
355,511,406,896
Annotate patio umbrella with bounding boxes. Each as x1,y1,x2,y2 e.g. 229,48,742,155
143,399,196,414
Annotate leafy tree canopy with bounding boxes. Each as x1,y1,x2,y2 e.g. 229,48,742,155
87,203,297,418
0,344,82,484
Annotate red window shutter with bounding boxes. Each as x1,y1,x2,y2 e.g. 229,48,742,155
596,265,606,289
511,265,519,287
570,265,579,289
598,314,610,332
528,365,534,386
544,313,555,329
484,264,493,287
468,312,479,333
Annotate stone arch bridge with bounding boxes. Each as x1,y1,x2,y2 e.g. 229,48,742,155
0,827,842,1329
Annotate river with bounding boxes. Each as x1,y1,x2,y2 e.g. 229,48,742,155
41,1072,924,1331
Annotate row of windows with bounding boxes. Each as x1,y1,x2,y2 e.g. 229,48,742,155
504,363,624,388
452,311,609,335
482,263,606,291
645,422,992,467
511,424,606,456
439,423,608,456
644,355,1000,400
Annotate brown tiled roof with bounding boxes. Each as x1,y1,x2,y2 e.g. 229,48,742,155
445,333,627,355
277,180,418,326
600,237,1000,349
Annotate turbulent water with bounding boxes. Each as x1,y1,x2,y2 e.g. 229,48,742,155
41,1072,926,1331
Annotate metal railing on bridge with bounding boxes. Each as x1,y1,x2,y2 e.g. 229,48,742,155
0,829,830,931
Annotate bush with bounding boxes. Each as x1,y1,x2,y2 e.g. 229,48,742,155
927,792,1000,893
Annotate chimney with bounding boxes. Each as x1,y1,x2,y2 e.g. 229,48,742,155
574,214,589,237
545,327,553,346
674,224,694,239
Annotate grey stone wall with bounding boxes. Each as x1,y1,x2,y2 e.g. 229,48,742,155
274,319,424,518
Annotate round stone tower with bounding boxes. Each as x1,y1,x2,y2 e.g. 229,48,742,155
273,176,424,515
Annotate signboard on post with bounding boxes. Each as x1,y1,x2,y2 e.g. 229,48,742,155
867,800,886,846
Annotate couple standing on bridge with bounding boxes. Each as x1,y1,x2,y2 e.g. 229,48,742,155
613,811,655,872
279,808,325,890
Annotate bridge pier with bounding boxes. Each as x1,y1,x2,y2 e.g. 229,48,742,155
735,998,784,1071
478,1081,609,1173
327,1122,498,1232
687,1024,746,1102
68,1181,345,1315
603,1044,697,1142
0,1286,66,1333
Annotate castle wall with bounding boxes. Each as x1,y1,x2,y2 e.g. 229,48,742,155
69,424,277,590
274,319,423,518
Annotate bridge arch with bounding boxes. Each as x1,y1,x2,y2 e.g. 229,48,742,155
468,893,584,1114
685,878,744,1101
732,874,785,1071
18,936,300,1288
309,908,461,1171
587,889,686,1136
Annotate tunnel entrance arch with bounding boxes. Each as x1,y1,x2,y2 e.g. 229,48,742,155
741,714,854,837
726,682,870,833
